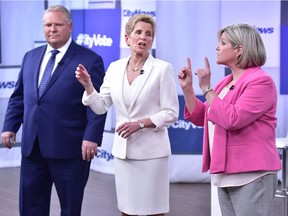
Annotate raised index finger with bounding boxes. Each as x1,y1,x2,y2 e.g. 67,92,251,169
187,57,191,70
204,57,210,70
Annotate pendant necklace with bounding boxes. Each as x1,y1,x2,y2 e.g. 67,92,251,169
130,61,144,72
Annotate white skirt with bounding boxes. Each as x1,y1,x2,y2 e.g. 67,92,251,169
114,156,169,215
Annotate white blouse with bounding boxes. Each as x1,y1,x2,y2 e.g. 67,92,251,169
123,70,141,111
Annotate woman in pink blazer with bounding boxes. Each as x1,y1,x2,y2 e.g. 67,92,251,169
178,23,281,216
76,14,179,216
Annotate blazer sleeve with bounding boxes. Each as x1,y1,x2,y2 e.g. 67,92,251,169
149,63,179,130
82,62,114,115
184,98,207,126
2,54,26,133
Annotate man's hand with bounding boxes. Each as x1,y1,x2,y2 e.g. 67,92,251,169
82,140,98,161
1,131,16,149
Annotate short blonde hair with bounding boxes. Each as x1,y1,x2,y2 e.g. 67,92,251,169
218,23,266,69
125,14,156,39
43,5,72,25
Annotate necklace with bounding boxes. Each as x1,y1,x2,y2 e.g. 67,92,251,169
129,61,144,72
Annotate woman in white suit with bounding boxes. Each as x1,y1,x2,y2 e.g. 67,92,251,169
75,14,179,216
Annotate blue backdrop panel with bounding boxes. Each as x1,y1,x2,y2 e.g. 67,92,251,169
71,9,121,71
280,24,288,94
169,95,205,155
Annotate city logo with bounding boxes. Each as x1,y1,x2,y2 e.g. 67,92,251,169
122,9,156,17
76,33,113,48
256,27,274,34
169,119,203,131
0,81,16,89
97,149,114,161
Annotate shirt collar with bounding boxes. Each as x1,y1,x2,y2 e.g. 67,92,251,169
46,37,72,55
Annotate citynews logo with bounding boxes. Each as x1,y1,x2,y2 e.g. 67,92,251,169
123,9,156,17
256,27,274,34
169,119,203,131
0,81,16,89
76,33,113,48
97,149,114,161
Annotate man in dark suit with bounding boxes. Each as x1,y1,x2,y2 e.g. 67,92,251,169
1,5,106,216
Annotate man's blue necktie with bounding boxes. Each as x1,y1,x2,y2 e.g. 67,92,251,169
38,49,59,97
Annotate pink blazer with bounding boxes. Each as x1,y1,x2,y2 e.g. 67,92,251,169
185,67,281,174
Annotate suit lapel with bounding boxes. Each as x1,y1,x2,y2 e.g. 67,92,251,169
116,57,130,116
129,54,154,111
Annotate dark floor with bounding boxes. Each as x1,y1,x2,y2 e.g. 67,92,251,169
0,167,285,216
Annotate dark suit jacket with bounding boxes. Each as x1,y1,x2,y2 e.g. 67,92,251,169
2,41,106,158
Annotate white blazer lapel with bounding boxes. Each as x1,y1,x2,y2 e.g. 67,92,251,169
129,55,154,111
113,57,130,116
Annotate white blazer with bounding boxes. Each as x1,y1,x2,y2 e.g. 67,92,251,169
83,54,179,159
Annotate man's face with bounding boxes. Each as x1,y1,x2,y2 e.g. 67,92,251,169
43,11,72,49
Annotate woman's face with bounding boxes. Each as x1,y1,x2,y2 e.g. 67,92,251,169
126,21,154,55
216,32,240,67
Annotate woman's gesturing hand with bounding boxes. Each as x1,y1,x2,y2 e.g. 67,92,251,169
75,64,94,94
178,57,193,92
195,57,212,92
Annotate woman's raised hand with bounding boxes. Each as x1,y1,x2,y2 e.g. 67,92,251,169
75,64,94,94
178,57,193,92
